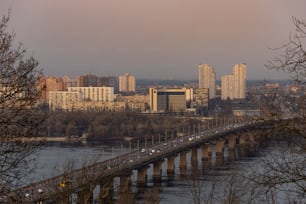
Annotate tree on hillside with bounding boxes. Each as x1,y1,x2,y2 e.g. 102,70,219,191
0,13,45,196
247,17,306,203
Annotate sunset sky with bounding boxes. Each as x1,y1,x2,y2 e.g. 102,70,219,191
1,0,306,80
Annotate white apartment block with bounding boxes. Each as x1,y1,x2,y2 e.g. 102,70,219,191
49,87,114,111
68,87,114,102
119,73,136,92
49,91,82,111
198,64,216,99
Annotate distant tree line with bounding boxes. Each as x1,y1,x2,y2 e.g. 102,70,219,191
44,111,202,141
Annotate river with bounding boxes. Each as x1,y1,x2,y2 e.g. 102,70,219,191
24,140,296,204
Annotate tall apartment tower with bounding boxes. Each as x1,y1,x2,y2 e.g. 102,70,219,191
37,76,64,103
221,63,247,100
198,64,216,99
119,73,136,92
78,74,98,87
233,63,247,99
221,75,234,100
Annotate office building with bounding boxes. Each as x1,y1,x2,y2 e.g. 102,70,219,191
198,64,216,99
149,88,193,112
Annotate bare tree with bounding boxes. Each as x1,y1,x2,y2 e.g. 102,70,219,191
0,13,45,195
266,18,306,84
247,17,306,203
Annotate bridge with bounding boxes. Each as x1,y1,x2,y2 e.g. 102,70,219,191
4,118,275,204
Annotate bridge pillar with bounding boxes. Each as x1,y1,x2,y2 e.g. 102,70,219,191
227,135,237,161
153,160,164,182
120,174,131,193
76,187,93,204
238,135,246,158
137,166,148,186
215,139,224,166
56,196,72,204
191,147,198,170
179,151,187,174
167,156,176,175
247,132,257,156
99,177,114,204
119,173,135,203
256,129,269,147
201,143,212,170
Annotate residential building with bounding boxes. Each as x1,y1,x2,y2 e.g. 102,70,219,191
78,74,98,87
62,76,78,90
221,75,234,100
49,91,82,111
198,64,216,99
119,73,136,92
37,76,64,103
192,88,209,115
68,87,114,102
98,76,117,87
233,63,247,99
221,64,247,100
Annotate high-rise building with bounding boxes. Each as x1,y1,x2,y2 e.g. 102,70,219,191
198,64,216,99
119,73,136,92
221,75,234,100
78,74,98,87
233,63,247,99
62,76,78,90
37,76,64,103
97,76,117,87
221,63,247,100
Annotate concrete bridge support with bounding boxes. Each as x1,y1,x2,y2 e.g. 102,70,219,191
56,199,70,204
179,151,187,174
153,160,164,182
201,143,212,170
76,187,93,204
256,129,269,147
137,166,148,186
238,135,246,158
120,174,131,193
215,139,224,166
167,156,176,175
227,135,237,161
247,132,257,156
99,177,114,204
191,147,198,170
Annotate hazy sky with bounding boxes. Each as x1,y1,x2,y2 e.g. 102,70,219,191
1,0,306,80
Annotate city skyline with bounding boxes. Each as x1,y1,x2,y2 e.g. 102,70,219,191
1,0,306,80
